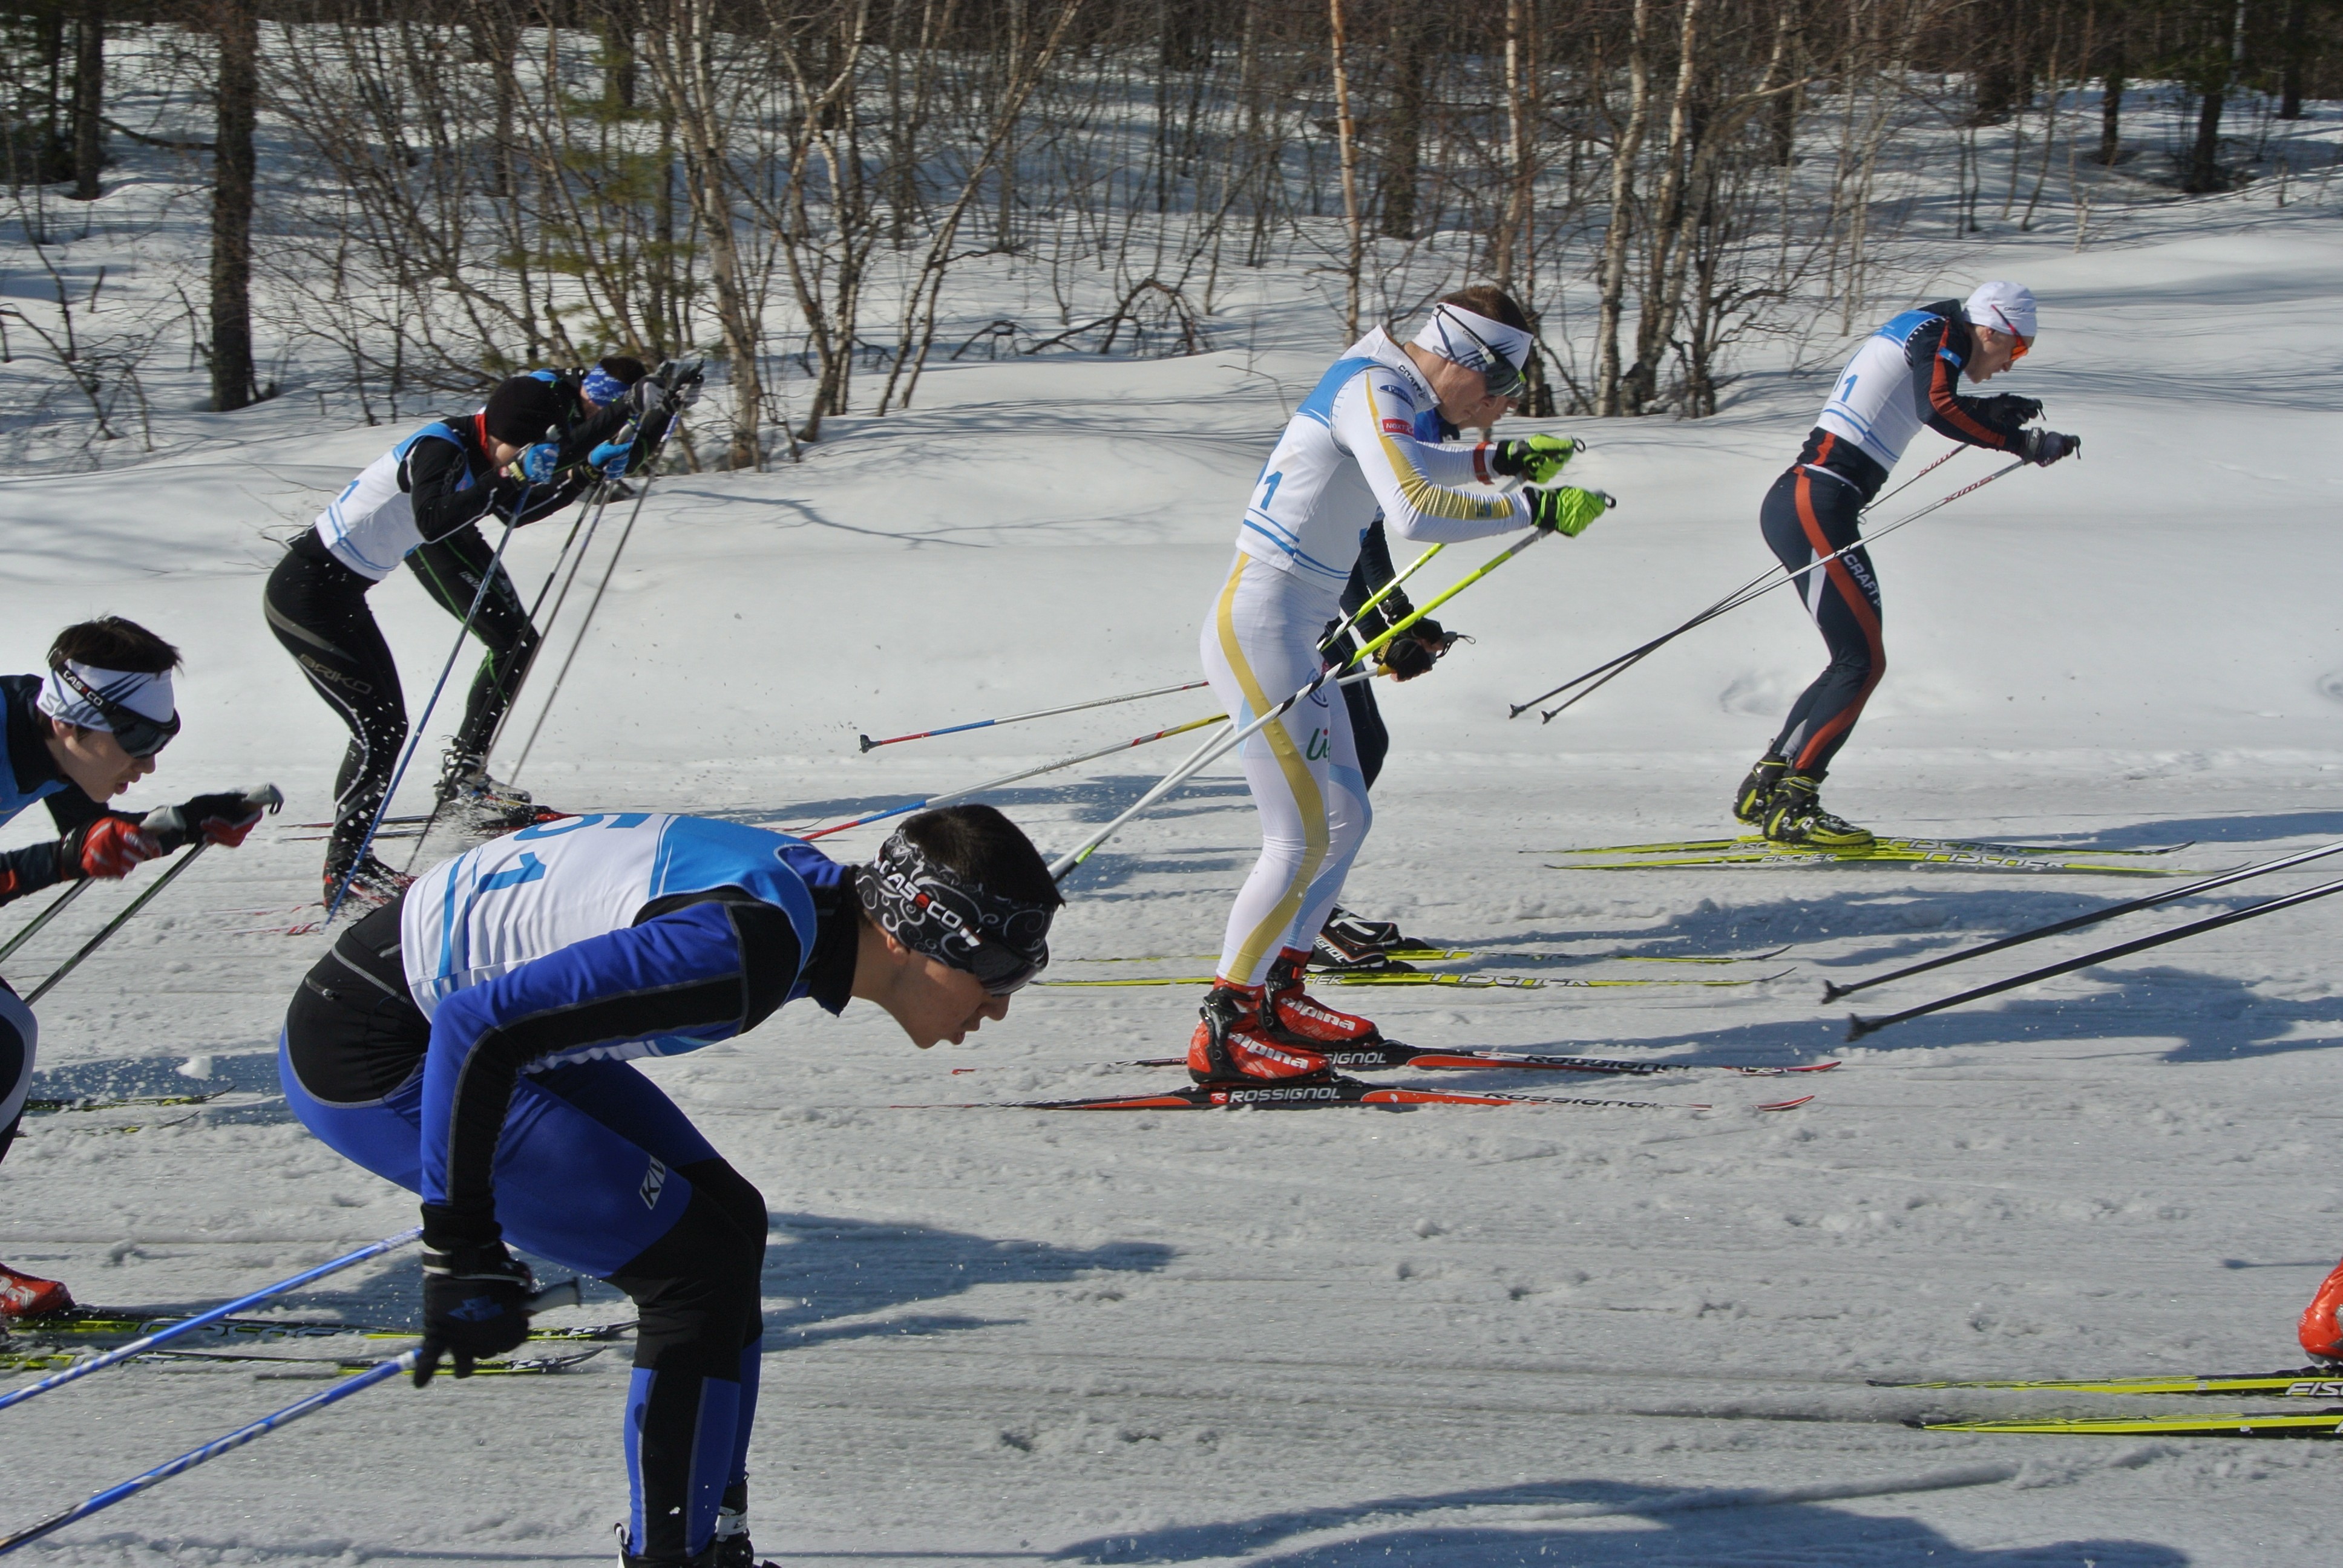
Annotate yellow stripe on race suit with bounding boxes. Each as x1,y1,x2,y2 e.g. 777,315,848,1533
1367,378,1517,526
1215,554,1328,983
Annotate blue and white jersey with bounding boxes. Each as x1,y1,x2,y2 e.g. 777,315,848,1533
1236,328,1529,618
312,422,472,581
403,811,822,1037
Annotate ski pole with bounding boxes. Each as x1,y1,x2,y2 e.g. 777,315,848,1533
24,787,281,1005
1525,460,2025,722
1315,541,1446,658
1844,872,2343,1040
474,482,609,765
326,493,532,923
0,1279,575,1555
0,1226,421,1414
1050,519,1570,881
506,443,673,783
810,713,1227,840
859,681,1211,754
1823,836,2343,1003
0,881,88,967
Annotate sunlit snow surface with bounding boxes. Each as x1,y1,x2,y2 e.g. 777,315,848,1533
8,164,2343,1568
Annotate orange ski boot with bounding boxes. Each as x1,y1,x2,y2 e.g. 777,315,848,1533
2299,1256,2343,1360
1187,983,1333,1086
1262,950,1385,1048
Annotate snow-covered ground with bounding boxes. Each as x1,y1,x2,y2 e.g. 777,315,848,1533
7,163,2343,1565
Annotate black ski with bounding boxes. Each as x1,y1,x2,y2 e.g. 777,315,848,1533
1112,1044,1838,1077
909,1075,1815,1112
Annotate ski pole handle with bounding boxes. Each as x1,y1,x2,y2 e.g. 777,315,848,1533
1316,543,1444,658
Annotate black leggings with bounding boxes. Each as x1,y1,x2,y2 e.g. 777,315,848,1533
406,524,539,759
0,979,31,1168
266,534,407,867
1761,466,1884,781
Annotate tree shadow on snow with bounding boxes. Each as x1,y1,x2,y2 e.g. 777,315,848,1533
2089,809,2343,848
1044,1474,2186,1567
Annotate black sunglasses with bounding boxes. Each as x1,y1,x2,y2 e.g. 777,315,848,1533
944,928,1047,996
48,658,180,758
1440,310,1530,402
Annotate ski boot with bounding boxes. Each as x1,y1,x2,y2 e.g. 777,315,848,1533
325,853,414,910
0,1263,73,1321
1734,756,1788,826
436,746,539,832
1187,983,1332,1086
712,1500,776,1568
2300,1258,2343,1361
1311,907,1413,972
1761,774,1873,848
1264,950,1385,1049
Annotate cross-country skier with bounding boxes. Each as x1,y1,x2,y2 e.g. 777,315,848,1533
1733,281,2081,846
264,370,666,903
405,356,652,818
0,619,269,1319
1193,287,1608,1086
277,804,1058,1567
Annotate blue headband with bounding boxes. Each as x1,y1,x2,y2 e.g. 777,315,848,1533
581,367,629,408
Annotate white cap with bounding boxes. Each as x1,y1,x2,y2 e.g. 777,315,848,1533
1965,281,2036,342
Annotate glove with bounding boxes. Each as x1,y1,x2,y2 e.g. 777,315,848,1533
509,442,562,485
1527,485,1610,537
414,1219,536,1387
588,438,634,479
654,358,706,408
157,792,262,849
1378,619,1461,682
1977,393,2042,426
628,377,670,419
2019,429,2081,467
60,816,162,880
1489,434,1582,485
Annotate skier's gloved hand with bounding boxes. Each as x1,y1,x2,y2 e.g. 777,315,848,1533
509,442,562,486
654,358,706,408
415,1210,536,1387
2019,429,2081,467
1977,393,2043,426
1379,619,1462,682
588,438,634,479
61,816,162,880
160,789,272,849
1527,485,1611,537
628,377,670,419
1489,434,1583,485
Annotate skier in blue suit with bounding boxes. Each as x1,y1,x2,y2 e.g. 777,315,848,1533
278,804,1060,1567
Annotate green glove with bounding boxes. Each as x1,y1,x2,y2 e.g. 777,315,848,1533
1527,485,1610,537
1490,434,1584,485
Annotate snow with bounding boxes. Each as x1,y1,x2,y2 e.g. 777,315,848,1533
8,143,2343,1568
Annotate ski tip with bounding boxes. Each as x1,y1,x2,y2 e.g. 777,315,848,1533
1757,1094,1817,1111
857,734,878,753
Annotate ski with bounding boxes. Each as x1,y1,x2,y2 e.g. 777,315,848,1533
0,1344,605,1377
1914,1408,2343,1438
1551,847,2177,877
289,815,434,830
1875,1367,2343,1398
1114,1044,1838,1077
908,1076,1815,1112
23,1093,227,1115
1035,970,1785,990
1069,947,1472,965
12,1307,631,1345
1540,835,2194,858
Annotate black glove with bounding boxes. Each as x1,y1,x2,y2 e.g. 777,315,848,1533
1976,393,2043,427
1379,620,1462,682
415,1208,535,1386
153,785,280,852
628,377,671,419
653,358,706,408
2019,429,2081,467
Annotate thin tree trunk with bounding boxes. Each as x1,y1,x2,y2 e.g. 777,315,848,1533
1381,6,1427,240
1328,0,1362,339
2099,55,2123,165
1595,0,1653,417
2278,0,2305,119
70,0,102,200
209,0,260,411
1625,0,1705,414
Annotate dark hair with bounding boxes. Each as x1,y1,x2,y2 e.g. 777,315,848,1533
483,374,565,445
50,616,180,675
900,804,1064,909
597,354,649,385
1439,286,1531,335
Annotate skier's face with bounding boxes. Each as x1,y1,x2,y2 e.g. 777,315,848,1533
1969,327,2028,382
1426,357,1514,431
47,719,156,800
895,949,1013,1048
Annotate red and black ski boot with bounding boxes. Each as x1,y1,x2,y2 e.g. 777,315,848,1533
1187,982,1333,1086
0,1262,73,1320
2300,1256,2343,1361
1263,950,1385,1048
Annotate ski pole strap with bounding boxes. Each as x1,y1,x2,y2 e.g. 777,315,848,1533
1316,543,1444,659
1846,872,2343,1040
1823,835,2343,1003
0,1227,422,1415
0,880,89,968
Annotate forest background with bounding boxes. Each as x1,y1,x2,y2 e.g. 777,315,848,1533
2,0,2338,474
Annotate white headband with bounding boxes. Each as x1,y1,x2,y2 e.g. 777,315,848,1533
1412,304,1535,377
37,661,175,733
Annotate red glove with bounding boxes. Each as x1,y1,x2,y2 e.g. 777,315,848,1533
61,817,163,880
171,791,268,848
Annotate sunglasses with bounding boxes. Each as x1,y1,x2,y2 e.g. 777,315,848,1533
49,659,179,758
1441,310,1530,402
955,932,1046,996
